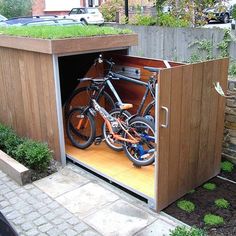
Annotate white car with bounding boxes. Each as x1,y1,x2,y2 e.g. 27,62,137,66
65,7,104,25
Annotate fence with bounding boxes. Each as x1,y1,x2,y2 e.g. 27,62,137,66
108,24,236,62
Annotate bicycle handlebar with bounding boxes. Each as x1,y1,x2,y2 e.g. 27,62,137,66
94,54,115,70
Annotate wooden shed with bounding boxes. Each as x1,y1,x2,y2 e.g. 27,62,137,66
0,33,228,212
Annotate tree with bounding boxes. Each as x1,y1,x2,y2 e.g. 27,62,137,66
169,0,214,26
155,0,168,14
0,0,32,18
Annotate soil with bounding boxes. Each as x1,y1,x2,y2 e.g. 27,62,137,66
164,177,236,236
30,159,60,181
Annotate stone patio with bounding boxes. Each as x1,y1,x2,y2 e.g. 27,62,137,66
0,162,186,236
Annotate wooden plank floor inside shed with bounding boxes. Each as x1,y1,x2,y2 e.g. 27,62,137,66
66,142,155,199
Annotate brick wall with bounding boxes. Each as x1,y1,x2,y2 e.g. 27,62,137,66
32,0,45,15
223,79,236,164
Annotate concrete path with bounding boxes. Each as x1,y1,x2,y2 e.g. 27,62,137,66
0,162,185,236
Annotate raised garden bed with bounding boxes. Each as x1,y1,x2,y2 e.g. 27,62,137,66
164,170,236,235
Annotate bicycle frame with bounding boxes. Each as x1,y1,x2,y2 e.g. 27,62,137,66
90,99,139,144
110,71,156,115
80,71,156,116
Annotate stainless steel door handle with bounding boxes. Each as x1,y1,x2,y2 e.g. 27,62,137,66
161,106,169,128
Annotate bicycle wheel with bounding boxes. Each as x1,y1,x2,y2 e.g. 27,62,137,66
66,108,96,149
143,100,155,123
102,108,131,151
123,117,155,166
64,86,115,119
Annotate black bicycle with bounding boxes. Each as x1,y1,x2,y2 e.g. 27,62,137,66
64,55,158,122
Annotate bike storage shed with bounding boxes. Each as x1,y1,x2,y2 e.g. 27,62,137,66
0,33,228,212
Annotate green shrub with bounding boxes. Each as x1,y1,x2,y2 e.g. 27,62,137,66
203,183,216,191
0,124,22,155
203,214,224,226
131,15,157,26
214,198,230,209
232,4,236,19
221,160,234,172
229,62,236,77
99,0,123,22
157,13,190,27
14,139,52,172
177,200,195,213
170,226,207,236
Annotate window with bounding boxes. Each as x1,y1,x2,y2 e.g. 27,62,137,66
45,0,81,11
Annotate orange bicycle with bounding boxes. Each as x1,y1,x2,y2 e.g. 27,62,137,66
66,99,155,166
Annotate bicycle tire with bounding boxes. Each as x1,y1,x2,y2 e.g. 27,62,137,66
102,108,131,152
64,86,115,119
123,116,155,166
66,108,96,149
143,100,155,120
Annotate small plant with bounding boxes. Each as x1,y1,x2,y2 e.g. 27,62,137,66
214,198,230,209
221,160,234,172
177,200,195,213
217,29,231,58
14,139,53,172
0,124,23,155
229,62,236,77
170,226,207,236
203,182,216,191
188,189,196,194
203,214,224,226
189,39,213,60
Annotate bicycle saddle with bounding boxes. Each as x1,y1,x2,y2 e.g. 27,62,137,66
143,66,160,73
119,103,133,110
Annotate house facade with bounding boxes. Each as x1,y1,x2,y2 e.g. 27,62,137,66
32,0,104,15
32,0,153,16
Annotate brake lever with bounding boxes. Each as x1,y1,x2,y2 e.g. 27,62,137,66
94,54,103,66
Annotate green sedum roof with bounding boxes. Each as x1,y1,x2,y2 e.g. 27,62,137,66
0,25,133,39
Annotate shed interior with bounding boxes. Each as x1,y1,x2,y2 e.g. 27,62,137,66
58,51,182,205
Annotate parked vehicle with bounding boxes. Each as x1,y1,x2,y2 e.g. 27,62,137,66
65,7,104,25
0,14,7,22
0,211,18,236
0,16,83,27
203,0,236,23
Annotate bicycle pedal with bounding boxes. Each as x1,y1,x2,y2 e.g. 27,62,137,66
94,137,103,145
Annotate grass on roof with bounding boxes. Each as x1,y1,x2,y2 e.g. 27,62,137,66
0,25,133,39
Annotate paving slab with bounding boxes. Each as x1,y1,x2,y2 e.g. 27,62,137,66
56,182,119,218
135,216,179,236
33,167,89,198
83,199,155,236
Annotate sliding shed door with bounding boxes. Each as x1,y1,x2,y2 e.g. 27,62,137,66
156,58,228,211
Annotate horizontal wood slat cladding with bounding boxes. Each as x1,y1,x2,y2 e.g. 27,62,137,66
0,34,138,54
0,47,61,160
157,58,229,211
